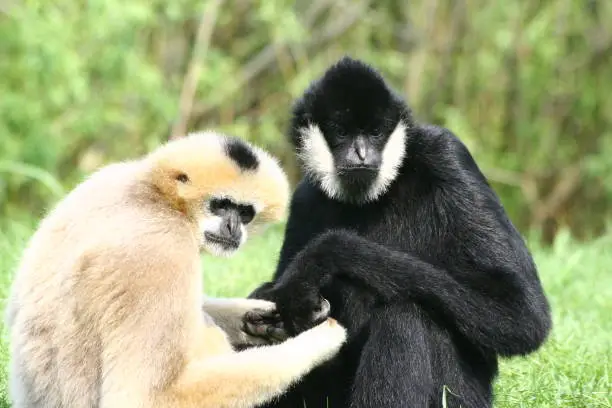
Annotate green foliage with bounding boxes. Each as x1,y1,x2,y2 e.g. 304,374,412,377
0,222,610,407
1,0,611,241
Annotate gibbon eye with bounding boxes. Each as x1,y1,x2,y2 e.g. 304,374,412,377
238,205,255,225
371,133,385,142
176,173,189,183
209,198,233,214
335,134,348,141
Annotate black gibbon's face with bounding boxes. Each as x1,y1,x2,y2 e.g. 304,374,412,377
317,114,399,199
291,57,410,204
199,197,256,257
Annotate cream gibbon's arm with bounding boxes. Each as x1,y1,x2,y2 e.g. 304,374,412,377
95,247,347,408
169,317,346,408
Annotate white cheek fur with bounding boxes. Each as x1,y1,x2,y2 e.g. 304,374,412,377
297,124,341,200
198,215,223,244
240,224,248,245
297,122,407,203
366,121,406,201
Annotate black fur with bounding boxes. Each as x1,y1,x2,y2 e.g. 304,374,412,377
250,57,552,408
224,136,259,171
290,57,411,148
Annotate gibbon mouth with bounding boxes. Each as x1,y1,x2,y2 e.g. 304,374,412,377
338,165,378,171
337,166,379,176
204,232,240,248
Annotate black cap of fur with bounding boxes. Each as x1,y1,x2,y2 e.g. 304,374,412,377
224,136,259,171
288,56,413,150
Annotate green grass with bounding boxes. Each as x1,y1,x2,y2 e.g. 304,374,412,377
0,220,610,407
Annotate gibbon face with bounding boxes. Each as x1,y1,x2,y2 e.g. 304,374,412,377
146,131,289,256
289,57,413,204
199,196,256,256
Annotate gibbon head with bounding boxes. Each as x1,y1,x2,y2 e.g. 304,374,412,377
289,56,413,204
146,131,290,257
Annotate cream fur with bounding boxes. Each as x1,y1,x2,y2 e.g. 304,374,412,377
5,131,346,408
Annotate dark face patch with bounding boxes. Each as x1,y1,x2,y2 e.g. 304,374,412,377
209,197,256,225
205,197,256,250
224,137,259,171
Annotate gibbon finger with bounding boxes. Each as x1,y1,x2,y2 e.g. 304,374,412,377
243,320,288,342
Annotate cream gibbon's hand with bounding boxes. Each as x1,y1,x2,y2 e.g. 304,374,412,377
241,305,288,344
245,283,333,338
202,298,289,347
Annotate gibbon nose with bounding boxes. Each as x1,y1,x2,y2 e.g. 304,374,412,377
355,137,367,162
346,137,368,166
221,213,241,239
346,136,381,168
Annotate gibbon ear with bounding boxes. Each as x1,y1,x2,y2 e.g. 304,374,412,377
176,173,190,183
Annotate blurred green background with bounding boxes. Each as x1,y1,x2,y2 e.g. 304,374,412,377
0,1,611,406
1,0,612,243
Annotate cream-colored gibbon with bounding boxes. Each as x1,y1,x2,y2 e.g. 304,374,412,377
5,131,346,408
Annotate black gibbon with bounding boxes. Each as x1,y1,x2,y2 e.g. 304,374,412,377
248,58,552,408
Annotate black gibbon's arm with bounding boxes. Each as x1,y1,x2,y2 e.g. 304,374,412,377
276,229,550,357
272,135,551,357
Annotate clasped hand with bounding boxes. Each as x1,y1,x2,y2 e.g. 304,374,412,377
245,279,331,338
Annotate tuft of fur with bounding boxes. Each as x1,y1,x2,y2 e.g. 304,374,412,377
5,131,346,408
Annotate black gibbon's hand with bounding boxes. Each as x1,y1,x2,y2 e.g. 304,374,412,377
248,280,331,335
242,306,289,343
247,281,276,301
268,279,332,336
